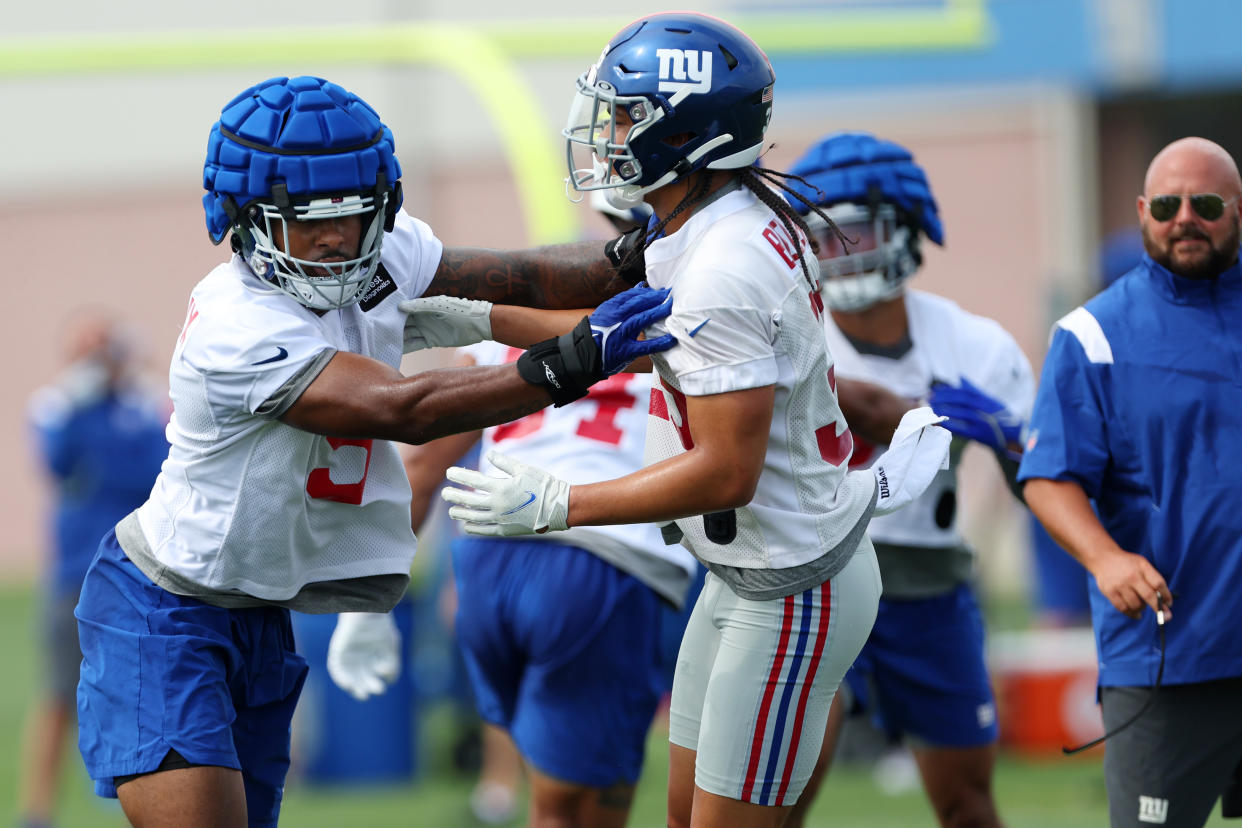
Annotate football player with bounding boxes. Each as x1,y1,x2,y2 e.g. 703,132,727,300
392,190,696,828
404,344,697,828
439,14,951,828
782,131,1034,828
73,74,675,828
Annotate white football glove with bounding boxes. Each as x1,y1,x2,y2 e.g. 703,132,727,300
399,296,493,353
440,450,570,536
326,612,401,702
870,406,952,516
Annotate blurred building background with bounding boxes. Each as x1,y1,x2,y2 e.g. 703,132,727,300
7,2,1242,821
4,0,1242,600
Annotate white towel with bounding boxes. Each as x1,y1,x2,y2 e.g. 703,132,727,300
869,406,952,516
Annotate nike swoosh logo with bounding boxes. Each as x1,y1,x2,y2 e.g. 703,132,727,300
252,347,289,365
687,318,711,337
501,491,537,516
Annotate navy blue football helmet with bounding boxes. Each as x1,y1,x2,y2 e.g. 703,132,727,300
786,131,943,311
564,12,775,201
202,76,403,310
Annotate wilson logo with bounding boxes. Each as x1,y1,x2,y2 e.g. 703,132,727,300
657,49,713,94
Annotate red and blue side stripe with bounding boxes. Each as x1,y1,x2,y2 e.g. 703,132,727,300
739,580,833,806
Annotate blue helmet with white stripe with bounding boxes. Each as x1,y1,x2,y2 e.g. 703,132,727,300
786,131,943,311
202,76,403,310
564,12,776,201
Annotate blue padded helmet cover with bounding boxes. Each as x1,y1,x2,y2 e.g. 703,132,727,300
785,131,944,246
202,76,403,243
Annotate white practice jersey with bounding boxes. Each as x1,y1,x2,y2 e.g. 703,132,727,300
127,210,443,611
822,289,1035,548
461,341,698,607
643,187,876,572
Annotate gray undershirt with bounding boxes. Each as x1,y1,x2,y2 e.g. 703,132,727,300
704,486,878,601
116,512,410,613
873,541,973,599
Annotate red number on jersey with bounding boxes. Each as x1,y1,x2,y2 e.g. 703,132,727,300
649,377,694,450
306,437,374,505
848,432,877,469
492,368,638,448
815,366,853,464
492,411,546,443
808,288,825,321
177,297,200,347
575,374,637,446
815,423,853,466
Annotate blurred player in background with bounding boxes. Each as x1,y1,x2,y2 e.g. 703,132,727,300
20,314,169,828
782,131,1035,828
405,344,697,828
398,191,703,828
72,74,674,828
1022,136,1242,828
438,14,951,828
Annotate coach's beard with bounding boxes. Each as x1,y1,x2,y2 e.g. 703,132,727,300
1145,223,1240,280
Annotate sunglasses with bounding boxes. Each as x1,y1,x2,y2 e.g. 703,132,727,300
1147,192,1239,222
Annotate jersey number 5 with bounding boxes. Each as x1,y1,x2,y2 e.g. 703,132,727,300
306,438,374,505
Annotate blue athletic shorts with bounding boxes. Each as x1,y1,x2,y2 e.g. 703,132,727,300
75,531,308,827
843,583,998,747
451,537,664,787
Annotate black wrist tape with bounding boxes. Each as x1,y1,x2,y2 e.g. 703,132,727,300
516,316,603,407
604,225,648,286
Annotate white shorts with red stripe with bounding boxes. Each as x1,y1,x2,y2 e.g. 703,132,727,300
668,537,880,806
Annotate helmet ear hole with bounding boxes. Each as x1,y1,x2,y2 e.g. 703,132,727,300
661,132,697,149
384,181,402,233
905,226,924,270
890,205,924,269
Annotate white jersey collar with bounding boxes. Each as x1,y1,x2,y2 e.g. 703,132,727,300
645,185,756,268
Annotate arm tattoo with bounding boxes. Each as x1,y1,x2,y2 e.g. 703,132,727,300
428,242,626,309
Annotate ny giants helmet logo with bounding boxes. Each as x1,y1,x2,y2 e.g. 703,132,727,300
656,49,713,94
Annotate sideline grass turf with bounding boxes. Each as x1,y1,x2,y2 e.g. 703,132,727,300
0,582,1227,827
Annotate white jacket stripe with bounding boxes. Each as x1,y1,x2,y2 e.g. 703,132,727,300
1055,306,1114,364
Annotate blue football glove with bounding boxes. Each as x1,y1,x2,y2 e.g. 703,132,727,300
588,283,677,375
927,378,1024,460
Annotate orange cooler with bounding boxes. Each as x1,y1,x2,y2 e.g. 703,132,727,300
988,628,1104,756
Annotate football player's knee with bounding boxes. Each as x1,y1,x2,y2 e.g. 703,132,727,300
936,787,999,828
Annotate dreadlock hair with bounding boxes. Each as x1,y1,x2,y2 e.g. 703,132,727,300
740,164,854,290
613,159,853,290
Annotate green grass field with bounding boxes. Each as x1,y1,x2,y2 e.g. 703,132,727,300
0,582,1229,827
